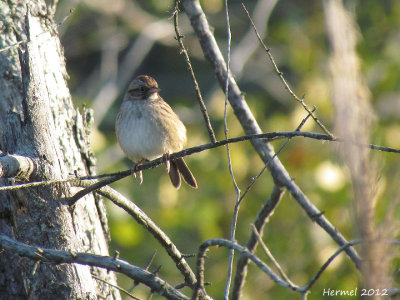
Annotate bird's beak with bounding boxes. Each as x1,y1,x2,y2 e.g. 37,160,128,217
149,87,160,94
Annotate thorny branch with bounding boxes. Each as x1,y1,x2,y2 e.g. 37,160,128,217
181,0,361,270
1,1,398,300
231,108,316,299
2,233,398,300
192,238,303,300
0,235,189,300
0,131,398,193
173,0,216,144
193,238,400,299
242,4,334,138
76,181,198,289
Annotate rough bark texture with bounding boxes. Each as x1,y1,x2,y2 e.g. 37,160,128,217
0,1,120,299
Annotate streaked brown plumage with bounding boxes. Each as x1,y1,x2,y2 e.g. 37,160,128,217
115,75,197,189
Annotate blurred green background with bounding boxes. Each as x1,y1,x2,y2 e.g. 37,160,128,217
56,0,400,299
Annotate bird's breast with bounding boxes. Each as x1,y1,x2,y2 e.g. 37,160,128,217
116,100,186,162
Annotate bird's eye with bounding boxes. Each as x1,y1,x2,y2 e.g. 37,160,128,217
131,87,145,93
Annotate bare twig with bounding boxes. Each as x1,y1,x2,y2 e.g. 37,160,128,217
221,1,242,299
92,273,142,300
57,8,75,26
304,240,361,292
0,235,189,300
304,239,400,293
241,3,334,138
173,1,216,144
0,9,75,54
0,131,398,193
238,107,316,206
180,0,364,268
195,237,400,299
250,225,295,287
232,185,285,300
192,238,304,299
231,0,278,75
231,108,315,299
77,182,198,290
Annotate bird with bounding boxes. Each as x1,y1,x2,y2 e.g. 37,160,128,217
115,75,198,189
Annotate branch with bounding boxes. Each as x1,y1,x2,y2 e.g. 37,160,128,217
181,0,361,268
0,234,189,300
250,224,295,287
173,1,216,144
192,238,305,299
241,3,334,138
232,108,316,299
76,181,198,289
0,154,36,180
232,185,285,299
1,131,398,193
221,1,241,299
304,239,400,294
194,238,400,299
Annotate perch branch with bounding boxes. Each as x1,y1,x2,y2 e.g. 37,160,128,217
0,131,398,193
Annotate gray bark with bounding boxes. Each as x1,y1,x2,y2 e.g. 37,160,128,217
0,1,120,299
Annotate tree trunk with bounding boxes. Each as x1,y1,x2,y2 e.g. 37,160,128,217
0,1,120,299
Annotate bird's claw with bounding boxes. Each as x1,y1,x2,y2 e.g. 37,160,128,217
162,153,171,173
131,160,144,184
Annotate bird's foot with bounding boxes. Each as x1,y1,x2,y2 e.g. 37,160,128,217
131,160,145,184
162,153,171,173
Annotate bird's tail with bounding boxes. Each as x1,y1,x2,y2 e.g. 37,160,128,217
168,157,198,189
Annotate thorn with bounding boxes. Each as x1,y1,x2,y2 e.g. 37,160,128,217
144,250,157,270
32,260,40,276
181,253,196,259
311,211,325,222
108,250,120,274
175,282,188,289
152,265,162,276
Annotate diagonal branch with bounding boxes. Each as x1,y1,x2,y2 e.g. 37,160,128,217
241,3,334,138
181,0,361,269
231,108,315,299
77,181,198,289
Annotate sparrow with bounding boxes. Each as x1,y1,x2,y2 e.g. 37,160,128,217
115,75,198,189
